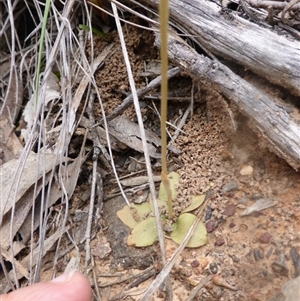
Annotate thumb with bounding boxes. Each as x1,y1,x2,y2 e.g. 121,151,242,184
1,271,92,301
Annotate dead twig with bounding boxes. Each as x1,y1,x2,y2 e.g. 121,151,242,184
281,0,300,22
187,275,214,301
126,267,156,289
91,256,102,301
172,103,191,142
248,0,300,10
99,267,155,288
85,93,105,270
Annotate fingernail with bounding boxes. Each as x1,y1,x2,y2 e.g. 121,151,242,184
50,270,76,283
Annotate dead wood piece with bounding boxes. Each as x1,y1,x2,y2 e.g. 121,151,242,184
248,0,300,10
281,0,300,22
187,275,214,301
143,0,300,96
107,116,181,158
154,31,300,170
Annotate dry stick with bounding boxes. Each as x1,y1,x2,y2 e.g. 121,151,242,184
85,93,102,270
126,267,156,289
104,183,150,201
240,0,267,23
187,275,214,301
281,0,300,22
140,192,211,301
0,0,16,116
95,172,103,220
91,256,102,301
100,267,155,288
267,5,274,26
248,0,300,10
102,67,181,123
172,103,191,142
144,95,191,102
111,1,171,296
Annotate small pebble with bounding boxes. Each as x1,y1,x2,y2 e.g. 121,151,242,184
249,194,264,200
205,205,213,220
272,261,288,277
265,247,274,259
206,220,215,233
239,224,248,232
258,232,272,244
91,242,112,259
229,254,239,263
253,248,263,261
222,180,238,192
209,262,219,274
190,260,200,268
229,221,236,228
240,165,253,176
215,237,225,246
223,204,236,216
266,276,300,301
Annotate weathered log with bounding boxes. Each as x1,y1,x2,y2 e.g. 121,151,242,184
138,0,300,169
142,0,300,96
154,31,300,169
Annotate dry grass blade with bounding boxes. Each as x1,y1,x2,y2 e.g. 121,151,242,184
0,0,103,288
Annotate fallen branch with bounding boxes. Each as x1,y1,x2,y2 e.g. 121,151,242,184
142,0,300,96
154,31,300,170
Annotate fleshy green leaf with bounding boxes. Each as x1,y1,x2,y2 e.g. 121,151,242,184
127,217,157,247
170,213,208,248
117,203,152,229
183,194,206,213
117,206,138,229
158,171,180,203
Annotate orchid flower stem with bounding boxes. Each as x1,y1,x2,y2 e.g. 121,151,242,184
159,0,173,219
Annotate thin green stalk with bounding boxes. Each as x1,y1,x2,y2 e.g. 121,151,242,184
34,0,51,111
159,0,173,218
